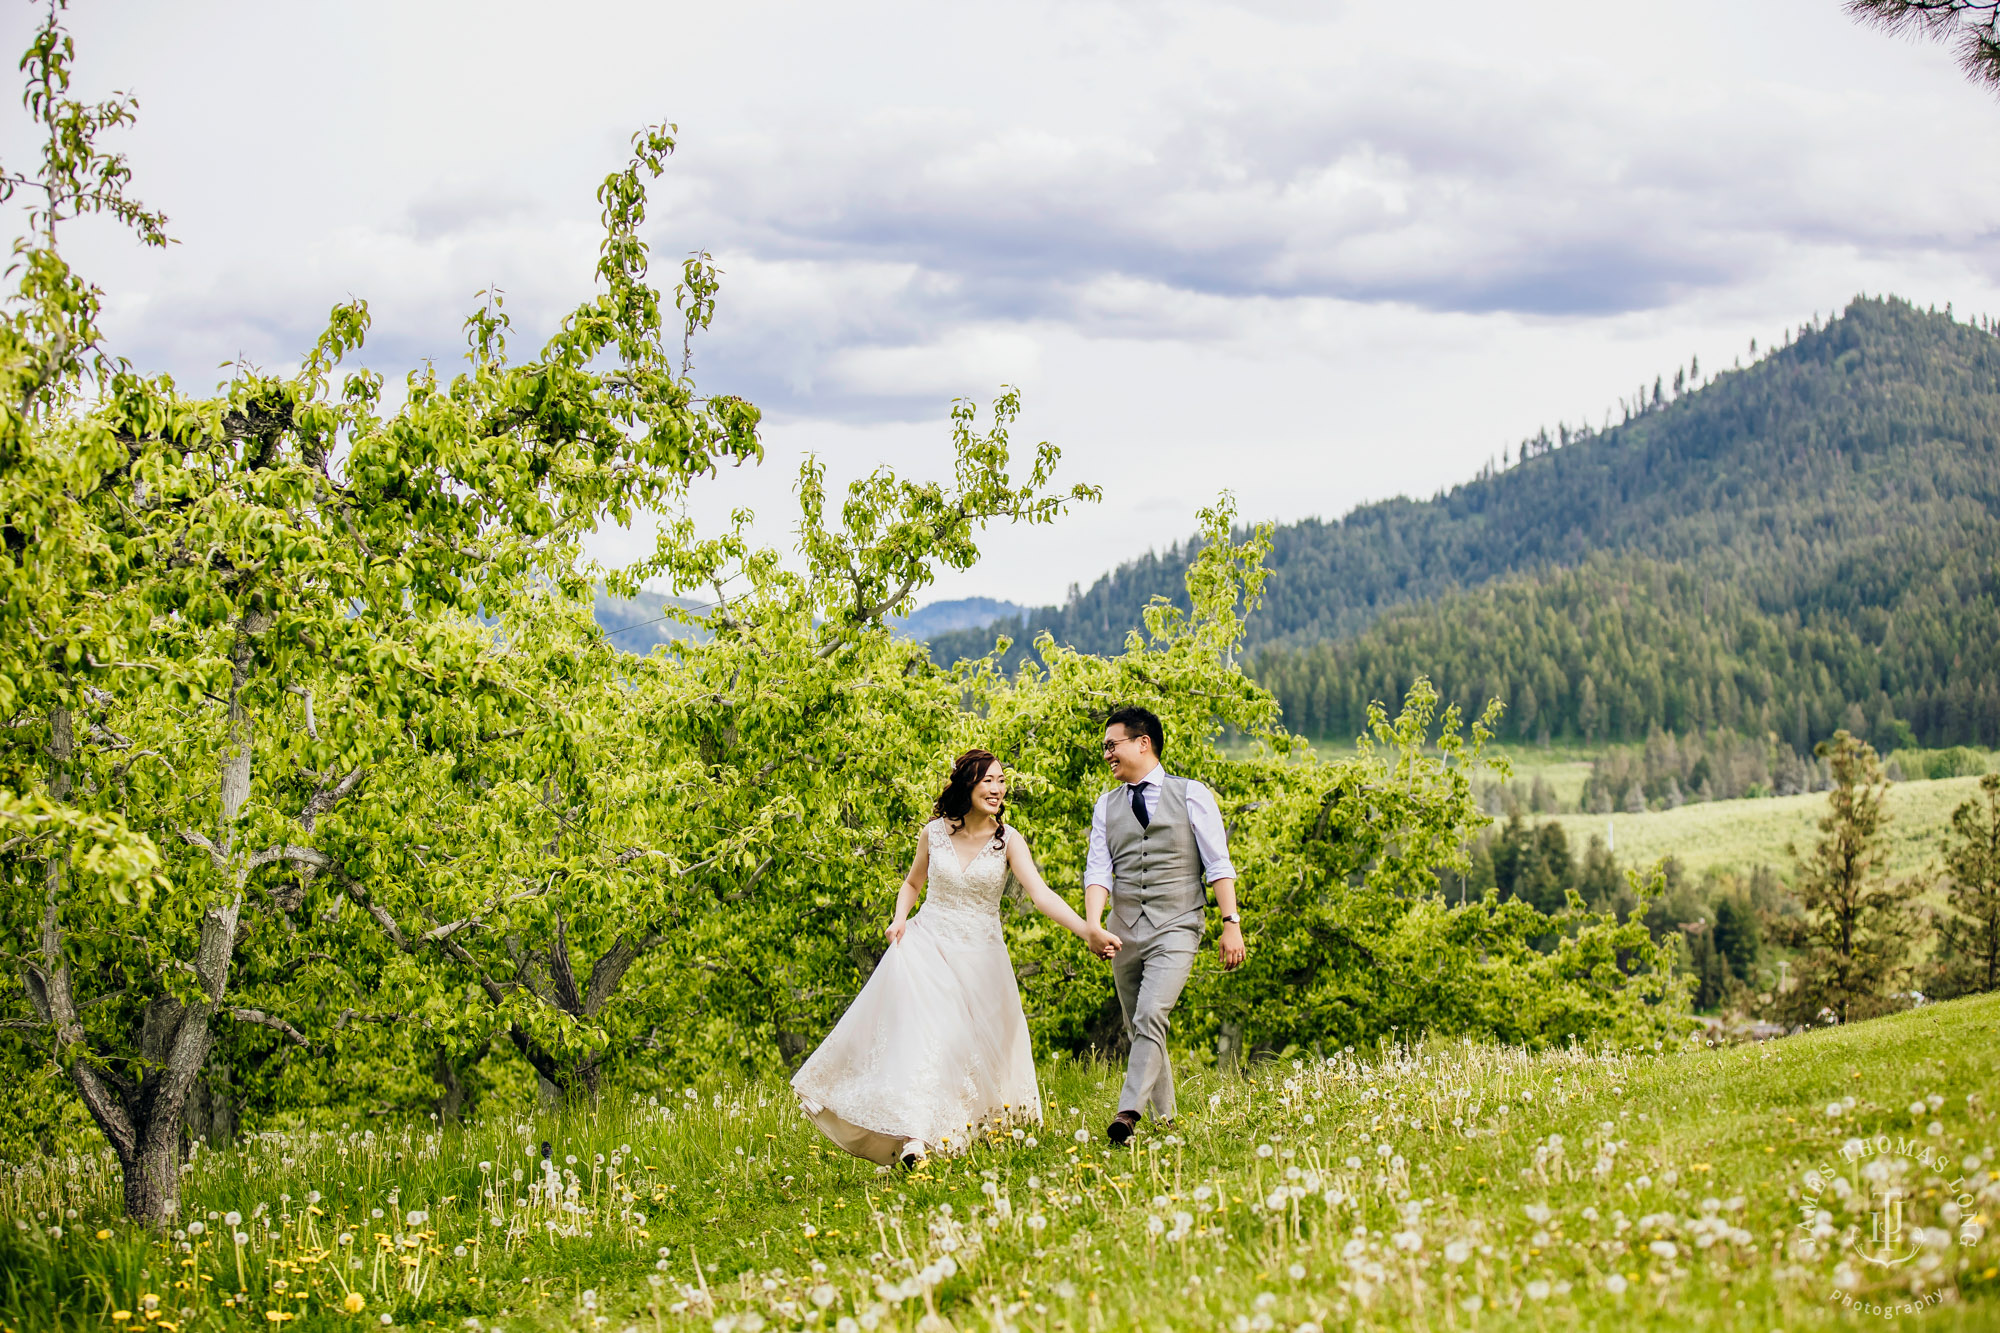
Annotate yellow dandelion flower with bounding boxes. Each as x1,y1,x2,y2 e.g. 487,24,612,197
95,1230,113,1241
111,1314,132,1323
342,1293,365,1313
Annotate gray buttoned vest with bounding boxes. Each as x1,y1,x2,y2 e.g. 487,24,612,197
1105,773,1207,933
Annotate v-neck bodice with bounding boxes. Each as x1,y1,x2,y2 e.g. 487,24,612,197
918,819,1009,949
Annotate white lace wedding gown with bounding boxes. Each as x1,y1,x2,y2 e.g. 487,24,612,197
792,819,1042,1164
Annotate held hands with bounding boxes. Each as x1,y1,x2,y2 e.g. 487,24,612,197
1218,921,1246,971
885,919,908,946
1083,923,1123,961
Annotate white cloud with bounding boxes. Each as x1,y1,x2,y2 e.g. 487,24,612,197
823,328,1043,400
15,0,2000,603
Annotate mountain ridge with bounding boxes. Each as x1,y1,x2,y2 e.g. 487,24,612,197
929,296,2000,749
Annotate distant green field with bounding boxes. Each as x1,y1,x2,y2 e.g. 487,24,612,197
1533,774,1990,881
1479,744,1598,810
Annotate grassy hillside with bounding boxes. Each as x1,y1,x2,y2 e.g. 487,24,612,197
1532,774,1988,882
9,998,2000,1331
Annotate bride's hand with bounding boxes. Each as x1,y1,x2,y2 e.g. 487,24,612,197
1084,924,1122,960
885,920,908,946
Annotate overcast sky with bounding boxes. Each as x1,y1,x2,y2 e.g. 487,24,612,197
22,1,2000,606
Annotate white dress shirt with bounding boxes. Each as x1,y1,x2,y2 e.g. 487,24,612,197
1084,763,1237,889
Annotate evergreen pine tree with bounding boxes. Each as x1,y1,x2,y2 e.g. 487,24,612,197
1686,924,1728,1011
1934,774,2000,997
1713,897,1759,978
1771,731,1921,1025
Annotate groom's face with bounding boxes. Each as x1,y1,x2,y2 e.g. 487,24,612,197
1102,724,1152,782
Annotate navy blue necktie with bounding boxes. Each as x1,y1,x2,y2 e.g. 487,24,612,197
1129,783,1150,828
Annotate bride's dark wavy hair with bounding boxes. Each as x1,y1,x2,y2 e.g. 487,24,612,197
932,749,1006,845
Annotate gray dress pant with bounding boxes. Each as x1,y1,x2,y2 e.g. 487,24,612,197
1111,918,1201,1120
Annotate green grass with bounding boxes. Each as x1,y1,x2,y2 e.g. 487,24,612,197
8,996,2000,1331
1533,774,1990,882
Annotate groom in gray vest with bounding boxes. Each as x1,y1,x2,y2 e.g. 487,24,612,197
1086,705,1245,1145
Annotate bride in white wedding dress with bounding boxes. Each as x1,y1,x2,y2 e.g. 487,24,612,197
792,749,1122,1167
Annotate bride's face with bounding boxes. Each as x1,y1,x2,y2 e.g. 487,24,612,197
972,762,1006,817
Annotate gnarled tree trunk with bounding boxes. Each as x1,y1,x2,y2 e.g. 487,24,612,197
25,703,244,1225
504,911,661,1105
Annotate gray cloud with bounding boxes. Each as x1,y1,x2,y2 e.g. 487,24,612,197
49,0,2000,439
654,67,1886,416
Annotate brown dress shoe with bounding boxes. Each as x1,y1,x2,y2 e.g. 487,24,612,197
1107,1110,1140,1145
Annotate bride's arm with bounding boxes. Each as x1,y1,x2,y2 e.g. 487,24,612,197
1005,830,1121,957
886,832,927,945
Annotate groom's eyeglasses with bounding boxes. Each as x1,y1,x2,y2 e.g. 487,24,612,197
1101,735,1134,755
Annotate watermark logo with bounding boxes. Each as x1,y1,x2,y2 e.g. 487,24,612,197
1790,1128,1992,1320
1797,1134,1982,1267
1855,1179,1920,1267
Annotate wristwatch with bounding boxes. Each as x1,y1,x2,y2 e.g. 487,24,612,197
1219,913,1241,924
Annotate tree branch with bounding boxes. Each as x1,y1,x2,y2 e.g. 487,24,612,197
246,844,331,872
179,828,225,869
226,1007,309,1047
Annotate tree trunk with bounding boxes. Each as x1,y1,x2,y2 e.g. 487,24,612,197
1216,1019,1247,1075
34,610,264,1225
509,1025,603,1108
184,1055,237,1152
431,1036,491,1122
24,707,191,1223
433,1047,470,1122
504,915,656,1107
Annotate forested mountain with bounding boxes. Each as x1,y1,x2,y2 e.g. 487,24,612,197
593,592,1025,652
889,596,1026,641
593,588,707,653
929,297,2000,747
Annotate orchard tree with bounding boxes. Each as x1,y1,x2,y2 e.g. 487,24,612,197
972,499,1294,1052
0,3,757,1223
339,390,1098,1100
975,501,1689,1065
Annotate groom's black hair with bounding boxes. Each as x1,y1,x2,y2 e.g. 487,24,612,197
1107,705,1164,760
